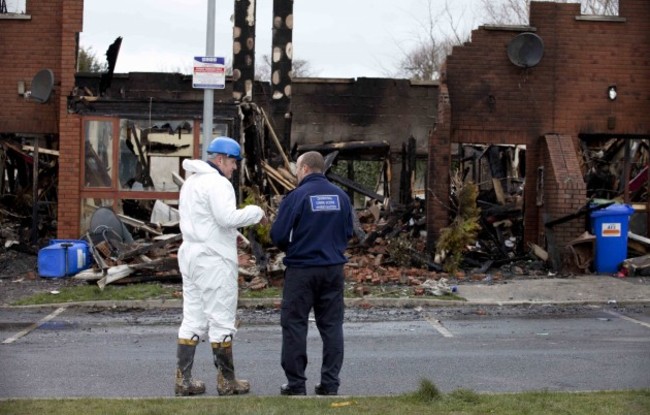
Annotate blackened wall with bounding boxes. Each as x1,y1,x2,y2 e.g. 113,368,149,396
292,77,437,154
292,77,438,194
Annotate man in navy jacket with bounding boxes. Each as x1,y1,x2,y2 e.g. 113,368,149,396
271,151,354,396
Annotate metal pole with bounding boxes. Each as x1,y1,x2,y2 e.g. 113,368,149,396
31,139,39,244
646,138,649,236
202,0,216,159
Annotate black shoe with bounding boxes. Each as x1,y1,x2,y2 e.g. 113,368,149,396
280,384,306,396
315,383,338,396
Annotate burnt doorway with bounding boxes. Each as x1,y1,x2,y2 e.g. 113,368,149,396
456,143,527,262
579,134,650,238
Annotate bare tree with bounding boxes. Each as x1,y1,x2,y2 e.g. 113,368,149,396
480,0,619,25
399,39,454,81
396,0,471,81
255,54,316,82
583,0,618,15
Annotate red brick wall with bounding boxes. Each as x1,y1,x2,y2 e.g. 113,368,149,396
427,0,650,266
0,2,70,133
541,1,650,135
0,1,83,238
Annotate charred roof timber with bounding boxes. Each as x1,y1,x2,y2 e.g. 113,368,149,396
232,0,256,102
271,0,294,153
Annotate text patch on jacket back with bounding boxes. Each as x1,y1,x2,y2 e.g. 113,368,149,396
309,195,341,212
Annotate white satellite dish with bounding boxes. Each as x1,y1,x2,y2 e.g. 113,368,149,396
27,69,55,103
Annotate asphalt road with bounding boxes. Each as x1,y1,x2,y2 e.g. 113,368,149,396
0,305,649,398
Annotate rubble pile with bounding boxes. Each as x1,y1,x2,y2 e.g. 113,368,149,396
2,120,647,294
0,128,553,296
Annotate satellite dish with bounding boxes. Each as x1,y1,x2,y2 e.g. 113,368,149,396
29,69,55,103
507,33,544,68
88,206,134,246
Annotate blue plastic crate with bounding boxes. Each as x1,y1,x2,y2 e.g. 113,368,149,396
37,239,92,278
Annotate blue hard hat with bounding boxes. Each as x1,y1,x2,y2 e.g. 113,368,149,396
207,136,242,160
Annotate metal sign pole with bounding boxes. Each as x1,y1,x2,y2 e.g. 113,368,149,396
202,0,216,157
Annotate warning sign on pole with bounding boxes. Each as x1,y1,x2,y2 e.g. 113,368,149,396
193,56,226,89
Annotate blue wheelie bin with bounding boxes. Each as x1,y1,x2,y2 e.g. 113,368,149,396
590,204,634,273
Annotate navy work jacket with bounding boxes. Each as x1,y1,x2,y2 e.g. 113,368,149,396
271,173,354,267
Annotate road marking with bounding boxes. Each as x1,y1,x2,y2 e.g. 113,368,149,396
2,307,68,345
425,317,454,338
605,310,650,330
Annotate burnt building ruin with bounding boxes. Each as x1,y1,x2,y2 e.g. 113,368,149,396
428,0,649,270
1,0,648,275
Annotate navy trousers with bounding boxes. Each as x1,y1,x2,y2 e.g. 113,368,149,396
280,264,345,393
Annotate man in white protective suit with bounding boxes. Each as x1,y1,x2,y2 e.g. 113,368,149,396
175,136,266,396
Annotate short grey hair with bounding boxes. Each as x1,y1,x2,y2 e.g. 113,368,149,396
298,151,325,173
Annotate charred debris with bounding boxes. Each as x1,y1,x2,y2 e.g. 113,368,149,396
1,121,648,292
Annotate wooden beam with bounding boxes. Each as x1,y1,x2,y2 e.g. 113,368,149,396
261,160,295,191
492,178,506,205
97,264,134,290
628,232,650,247
31,140,38,244
116,213,162,236
22,145,59,156
117,233,182,261
647,138,650,237
326,171,386,203
260,107,292,172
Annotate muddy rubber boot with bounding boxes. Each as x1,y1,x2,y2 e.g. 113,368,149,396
175,338,206,396
212,337,250,395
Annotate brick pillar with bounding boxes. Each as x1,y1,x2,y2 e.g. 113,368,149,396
540,134,587,270
56,0,83,239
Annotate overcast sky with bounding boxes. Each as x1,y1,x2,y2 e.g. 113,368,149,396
80,0,483,78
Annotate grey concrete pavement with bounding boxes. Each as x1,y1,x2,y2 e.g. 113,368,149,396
455,275,650,306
